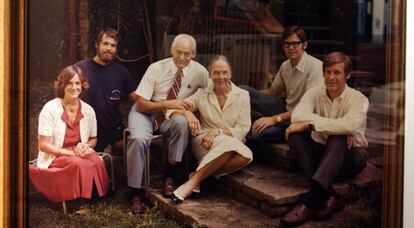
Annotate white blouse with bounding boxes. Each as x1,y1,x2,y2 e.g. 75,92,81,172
36,98,97,168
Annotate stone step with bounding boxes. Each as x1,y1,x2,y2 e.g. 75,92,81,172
257,142,383,170
147,162,382,227
148,191,278,227
218,162,383,217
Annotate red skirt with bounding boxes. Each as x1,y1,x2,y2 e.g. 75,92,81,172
29,153,109,203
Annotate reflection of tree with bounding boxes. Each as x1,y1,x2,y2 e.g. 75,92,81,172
216,0,268,21
166,0,207,35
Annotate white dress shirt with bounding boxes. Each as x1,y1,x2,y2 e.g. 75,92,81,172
291,85,369,147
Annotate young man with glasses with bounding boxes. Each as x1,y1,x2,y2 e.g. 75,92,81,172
240,26,323,146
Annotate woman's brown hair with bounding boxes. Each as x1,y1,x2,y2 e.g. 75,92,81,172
54,65,89,98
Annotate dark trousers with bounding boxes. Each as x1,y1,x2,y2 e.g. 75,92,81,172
288,132,367,190
240,85,288,144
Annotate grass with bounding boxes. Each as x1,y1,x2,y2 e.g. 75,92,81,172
28,201,184,228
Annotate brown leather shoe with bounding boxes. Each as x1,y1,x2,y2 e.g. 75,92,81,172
162,177,176,198
280,204,314,227
314,196,345,220
130,196,146,214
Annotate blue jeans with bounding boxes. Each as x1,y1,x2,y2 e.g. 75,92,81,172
239,85,288,144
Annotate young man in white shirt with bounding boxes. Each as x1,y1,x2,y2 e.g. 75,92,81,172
281,52,369,226
240,26,323,146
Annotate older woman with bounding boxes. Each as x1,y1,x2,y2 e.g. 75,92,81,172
29,65,109,203
171,55,253,204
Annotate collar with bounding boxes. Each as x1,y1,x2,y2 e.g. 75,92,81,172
323,84,349,101
292,51,308,73
171,60,192,77
60,101,84,126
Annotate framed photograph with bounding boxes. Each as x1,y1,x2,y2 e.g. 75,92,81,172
1,0,407,226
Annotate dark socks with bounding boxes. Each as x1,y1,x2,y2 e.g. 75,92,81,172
130,187,145,198
165,163,182,183
301,180,329,210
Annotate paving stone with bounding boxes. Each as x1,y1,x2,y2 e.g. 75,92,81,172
295,203,379,228
236,191,260,208
220,164,309,206
275,156,297,170
220,162,382,210
332,181,350,196
145,162,381,227
369,156,384,169
148,189,278,228
270,143,293,159
259,200,292,217
148,186,378,228
351,162,383,189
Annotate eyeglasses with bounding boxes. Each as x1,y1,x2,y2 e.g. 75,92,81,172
283,41,302,49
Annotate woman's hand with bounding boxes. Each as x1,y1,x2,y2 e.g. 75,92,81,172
201,129,219,150
184,111,201,136
74,143,92,157
79,147,95,157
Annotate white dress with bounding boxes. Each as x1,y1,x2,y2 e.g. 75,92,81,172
185,82,253,174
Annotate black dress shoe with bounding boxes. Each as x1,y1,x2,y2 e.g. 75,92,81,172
189,189,201,199
313,196,345,220
171,193,184,205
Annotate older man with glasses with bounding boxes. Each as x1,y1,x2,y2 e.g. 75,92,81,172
240,26,324,146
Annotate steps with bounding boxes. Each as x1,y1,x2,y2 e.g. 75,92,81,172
147,157,383,227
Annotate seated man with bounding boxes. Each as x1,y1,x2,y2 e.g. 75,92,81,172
127,34,209,213
76,28,137,154
240,26,323,145
281,52,369,226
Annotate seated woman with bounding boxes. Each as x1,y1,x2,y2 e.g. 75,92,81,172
29,65,109,203
171,55,253,204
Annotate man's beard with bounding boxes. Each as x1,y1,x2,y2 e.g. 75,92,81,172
98,51,115,63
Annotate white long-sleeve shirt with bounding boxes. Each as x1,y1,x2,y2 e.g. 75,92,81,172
291,85,369,147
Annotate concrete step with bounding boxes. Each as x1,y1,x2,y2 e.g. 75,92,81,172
148,191,278,227
218,162,383,217
147,162,382,227
256,142,383,170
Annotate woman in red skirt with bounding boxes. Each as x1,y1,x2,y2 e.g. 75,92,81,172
29,65,109,203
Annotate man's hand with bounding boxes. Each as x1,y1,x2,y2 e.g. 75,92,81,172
285,121,311,140
252,117,276,133
201,129,219,150
163,99,193,110
347,135,355,150
184,111,201,136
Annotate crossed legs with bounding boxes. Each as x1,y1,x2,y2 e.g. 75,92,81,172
173,151,250,201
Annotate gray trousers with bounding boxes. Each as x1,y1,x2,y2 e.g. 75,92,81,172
127,104,189,188
288,132,367,190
